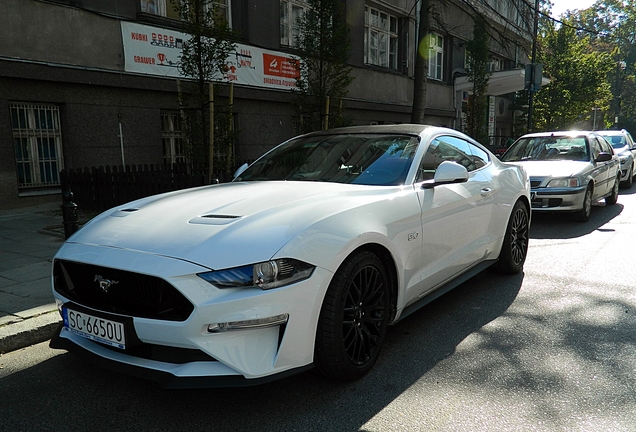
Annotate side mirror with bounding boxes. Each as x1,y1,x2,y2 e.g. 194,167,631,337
233,163,249,179
595,152,612,163
421,161,469,189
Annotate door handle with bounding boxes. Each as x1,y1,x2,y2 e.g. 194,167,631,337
480,188,492,196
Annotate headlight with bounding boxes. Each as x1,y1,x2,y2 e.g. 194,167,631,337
547,177,579,188
618,155,629,163
198,259,315,290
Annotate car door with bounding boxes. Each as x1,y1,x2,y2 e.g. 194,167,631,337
599,135,620,185
589,137,611,199
406,135,495,304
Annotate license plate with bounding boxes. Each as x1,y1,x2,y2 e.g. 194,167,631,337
62,307,126,349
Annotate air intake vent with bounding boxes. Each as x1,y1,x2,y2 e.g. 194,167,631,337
189,214,242,225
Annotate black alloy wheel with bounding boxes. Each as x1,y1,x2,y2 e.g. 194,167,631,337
494,200,529,274
314,250,390,380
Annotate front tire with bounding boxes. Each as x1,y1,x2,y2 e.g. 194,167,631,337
493,200,529,274
606,175,619,205
573,185,593,222
314,250,390,380
622,166,633,189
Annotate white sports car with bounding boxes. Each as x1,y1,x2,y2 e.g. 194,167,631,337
50,124,530,387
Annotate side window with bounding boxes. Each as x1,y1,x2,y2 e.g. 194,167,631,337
599,137,613,155
469,143,490,169
417,136,477,182
589,138,602,160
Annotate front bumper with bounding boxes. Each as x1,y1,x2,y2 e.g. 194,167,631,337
50,243,332,387
530,186,587,212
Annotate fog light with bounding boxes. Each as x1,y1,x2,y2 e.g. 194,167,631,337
207,313,289,333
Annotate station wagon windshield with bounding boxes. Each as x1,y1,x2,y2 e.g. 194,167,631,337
501,137,589,162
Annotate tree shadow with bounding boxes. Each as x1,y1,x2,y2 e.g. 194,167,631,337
0,270,528,431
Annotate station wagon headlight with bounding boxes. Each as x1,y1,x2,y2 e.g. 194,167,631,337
547,178,579,188
198,259,315,290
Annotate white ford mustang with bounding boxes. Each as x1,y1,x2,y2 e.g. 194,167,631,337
50,124,530,387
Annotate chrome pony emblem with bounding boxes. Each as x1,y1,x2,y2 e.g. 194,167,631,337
94,275,119,293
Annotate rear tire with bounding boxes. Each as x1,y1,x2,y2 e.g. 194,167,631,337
573,186,593,222
493,200,529,274
314,250,390,380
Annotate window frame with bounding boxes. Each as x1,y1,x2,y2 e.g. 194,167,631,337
10,103,64,190
428,32,444,80
161,111,188,166
280,0,310,47
141,0,231,26
364,5,399,70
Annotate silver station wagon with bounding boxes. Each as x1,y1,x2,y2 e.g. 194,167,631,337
500,131,620,222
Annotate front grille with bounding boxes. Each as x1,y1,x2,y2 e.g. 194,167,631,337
530,180,542,188
53,259,194,321
531,197,562,208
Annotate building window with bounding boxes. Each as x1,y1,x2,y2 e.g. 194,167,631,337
10,104,64,189
428,32,444,80
161,111,187,166
364,6,398,69
280,0,309,47
141,0,230,24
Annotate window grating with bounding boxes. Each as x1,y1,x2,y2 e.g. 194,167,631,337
10,104,64,188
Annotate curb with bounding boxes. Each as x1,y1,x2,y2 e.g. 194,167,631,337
0,309,62,354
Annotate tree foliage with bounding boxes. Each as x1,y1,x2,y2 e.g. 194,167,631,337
292,0,354,133
533,13,613,131
172,0,236,177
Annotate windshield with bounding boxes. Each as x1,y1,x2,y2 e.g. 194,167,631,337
236,134,420,186
501,136,589,162
601,134,627,149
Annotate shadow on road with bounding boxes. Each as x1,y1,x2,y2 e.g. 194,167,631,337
529,202,623,240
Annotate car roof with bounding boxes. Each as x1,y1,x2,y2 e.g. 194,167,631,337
300,124,446,137
596,130,627,135
519,130,596,139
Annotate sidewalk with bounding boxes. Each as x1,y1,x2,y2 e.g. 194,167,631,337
0,202,66,354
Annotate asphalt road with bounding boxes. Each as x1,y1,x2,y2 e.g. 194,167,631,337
2,188,636,432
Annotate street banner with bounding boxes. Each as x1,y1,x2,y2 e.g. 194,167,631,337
120,21,300,91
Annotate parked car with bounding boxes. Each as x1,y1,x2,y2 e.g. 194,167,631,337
50,124,531,388
500,130,620,222
597,129,636,188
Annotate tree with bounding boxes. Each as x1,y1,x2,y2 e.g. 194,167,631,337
292,0,354,133
411,0,431,123
464,17,491,145
173,0,236,180
533,16,613,131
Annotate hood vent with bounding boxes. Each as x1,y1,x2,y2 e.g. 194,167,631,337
189,214,242,226
110,208,140,218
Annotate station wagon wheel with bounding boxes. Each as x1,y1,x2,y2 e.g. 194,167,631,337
623,167,633,189
573,185,593,222
493,200,529,274
606,175,620,205
314,250,389,380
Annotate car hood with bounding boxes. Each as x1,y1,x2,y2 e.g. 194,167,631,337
613,146,630,156
505,160,591,178
64,181,397,269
